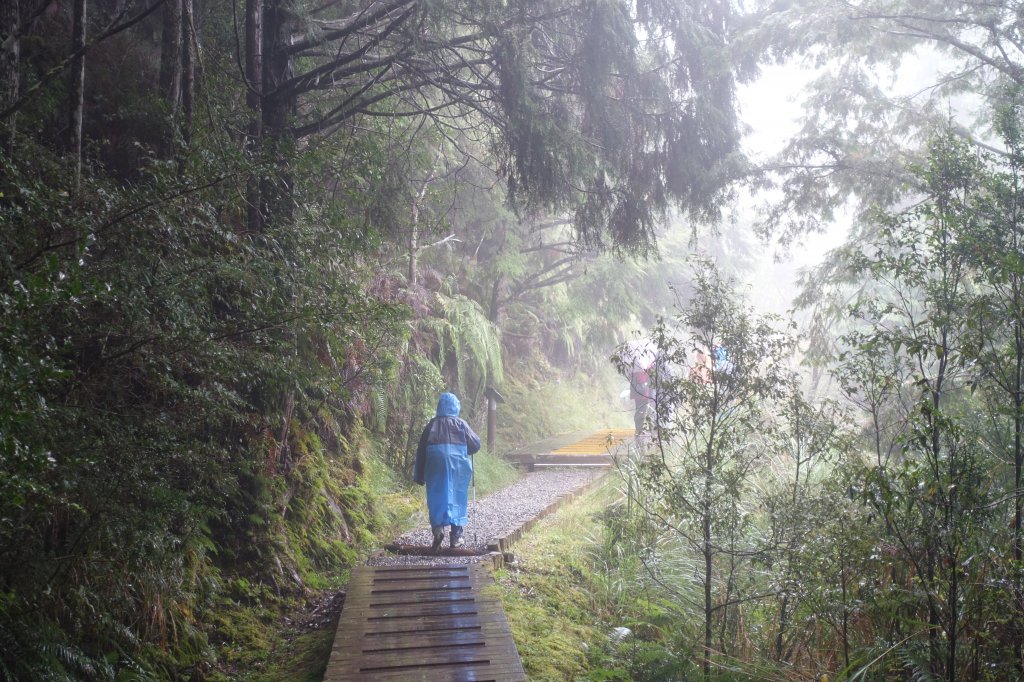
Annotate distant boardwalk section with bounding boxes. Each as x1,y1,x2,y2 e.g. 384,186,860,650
325,563,526,681
504,428,636,469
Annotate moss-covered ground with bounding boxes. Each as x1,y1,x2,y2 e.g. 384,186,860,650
495,478,631,681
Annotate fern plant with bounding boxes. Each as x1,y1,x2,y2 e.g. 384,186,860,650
426,281,504,406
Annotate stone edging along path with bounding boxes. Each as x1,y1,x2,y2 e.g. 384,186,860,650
484,469,609,559
367,467,611,570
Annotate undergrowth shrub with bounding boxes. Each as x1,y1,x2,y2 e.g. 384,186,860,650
0,127,406,678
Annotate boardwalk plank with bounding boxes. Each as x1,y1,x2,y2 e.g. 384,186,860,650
356,629,487,651
369,578,473,589
342,613,510,635
324,564,525,681
332,664,526,681
363,602,482,619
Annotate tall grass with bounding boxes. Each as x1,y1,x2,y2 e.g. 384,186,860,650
471,447,520,497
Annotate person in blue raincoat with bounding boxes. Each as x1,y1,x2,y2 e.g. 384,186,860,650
413,392,481,552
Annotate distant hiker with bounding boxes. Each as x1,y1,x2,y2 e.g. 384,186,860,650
629,363,655,435
689,348,713,385
713,345,733,375
413,392,481,553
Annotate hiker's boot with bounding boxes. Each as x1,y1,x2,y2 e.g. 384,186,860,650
431,528,445,554
450,525,465,549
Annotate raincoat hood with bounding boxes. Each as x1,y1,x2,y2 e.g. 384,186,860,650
436,392,461,417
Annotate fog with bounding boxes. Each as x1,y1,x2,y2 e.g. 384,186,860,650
717,47,980,320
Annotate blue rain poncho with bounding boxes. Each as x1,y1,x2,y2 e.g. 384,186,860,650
413,393,481,530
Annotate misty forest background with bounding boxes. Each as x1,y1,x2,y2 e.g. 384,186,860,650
4,0,1024,680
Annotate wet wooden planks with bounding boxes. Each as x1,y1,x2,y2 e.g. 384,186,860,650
549,428,634,455
504,428,636,468
324,563,526,681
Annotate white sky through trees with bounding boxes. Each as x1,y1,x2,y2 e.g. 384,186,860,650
735,61,844,316
727,46,975,318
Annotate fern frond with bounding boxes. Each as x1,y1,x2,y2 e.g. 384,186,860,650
429,290,503,397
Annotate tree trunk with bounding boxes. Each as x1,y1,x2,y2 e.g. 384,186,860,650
702,447,714,681
775,593,790,661
408,194,419,287
180,0,194,150
0,0,18,154
931,340,948,678
408,158,438,288
259,0,295,229
719,523,737,658
927,543,941,676
840,551,850,671
774,399,806,659
244,0,263,233
158,0,182,157
703,514,713,681
488,274,504,323
775,398,801,661
948,550,958,682
68,0,86,194
1012,274,1024,673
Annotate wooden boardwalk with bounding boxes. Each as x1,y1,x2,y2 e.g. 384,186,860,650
324,563,526,681
504,428,636,468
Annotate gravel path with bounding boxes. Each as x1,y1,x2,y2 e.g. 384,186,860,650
367,468,603,567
